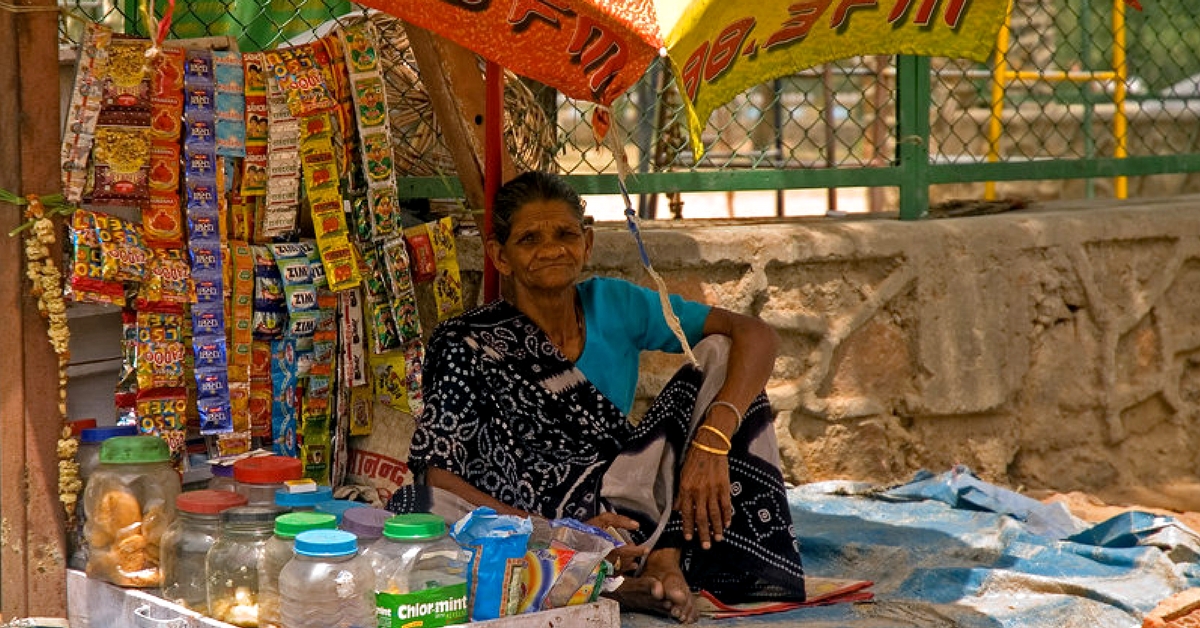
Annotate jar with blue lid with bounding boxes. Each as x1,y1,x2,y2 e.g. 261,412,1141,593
274,485,333,511
279,529,376,628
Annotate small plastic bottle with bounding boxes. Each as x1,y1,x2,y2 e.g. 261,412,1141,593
160,490,248,613
233,456,303,506
279,529,376,628
258,511,338,628
205,505,283,627
362,514,468,628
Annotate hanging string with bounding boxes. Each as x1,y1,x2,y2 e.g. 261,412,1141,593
139,0,175,58
597,105,698,366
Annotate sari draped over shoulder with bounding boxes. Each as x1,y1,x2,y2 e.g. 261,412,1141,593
394,300,805,603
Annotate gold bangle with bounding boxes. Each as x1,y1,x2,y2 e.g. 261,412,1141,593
706,400,744,425
696,424,732,449
690,439,730,456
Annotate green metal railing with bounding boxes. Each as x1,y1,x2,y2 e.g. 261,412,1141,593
59,0,1200,221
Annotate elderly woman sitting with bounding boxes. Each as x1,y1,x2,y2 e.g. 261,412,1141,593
390,171,805,622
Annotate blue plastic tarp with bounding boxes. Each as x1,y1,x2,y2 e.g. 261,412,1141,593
622,470,1198,627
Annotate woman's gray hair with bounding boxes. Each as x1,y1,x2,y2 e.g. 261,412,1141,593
491,171,585,244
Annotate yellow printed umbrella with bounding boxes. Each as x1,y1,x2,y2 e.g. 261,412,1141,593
350,0,1090,153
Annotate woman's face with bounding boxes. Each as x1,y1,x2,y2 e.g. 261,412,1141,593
490,198,592,294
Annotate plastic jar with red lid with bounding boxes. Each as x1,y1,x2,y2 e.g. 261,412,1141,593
160,489,249,612
232,455,303,506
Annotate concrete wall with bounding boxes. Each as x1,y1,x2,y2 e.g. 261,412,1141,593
459,196,1200,496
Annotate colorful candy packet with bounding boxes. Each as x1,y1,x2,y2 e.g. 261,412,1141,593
339,21,398,239
337,287,368,388
94,211,151,283
241,52,269,199
251,244,287,339
249,340,274,439
270,337,300,456
521,519,618,612
115,309,139,426
379,237,422,342
260,74,301,239
61,23,112,204
68,210,125,306
213,51,246,158
135,247,194,307
403,341,426,418
370,350,409,413
298,112,360,291
145,45,185,249
271,241,317,377
429,217,464,321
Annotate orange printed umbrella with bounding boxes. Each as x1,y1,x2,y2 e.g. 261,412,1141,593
352,0,1143,154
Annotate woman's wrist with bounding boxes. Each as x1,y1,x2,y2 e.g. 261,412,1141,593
703,400,742,437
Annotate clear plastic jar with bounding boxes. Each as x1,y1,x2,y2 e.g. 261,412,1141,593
233,456,303,506
208,463,238,492
160,490,249,612
205,505,283,627
279,529,376,628
273,485,333,511
258,512,338,628
82,435,181,587
362,514,468,628
70,424,139,571
339,507,393,544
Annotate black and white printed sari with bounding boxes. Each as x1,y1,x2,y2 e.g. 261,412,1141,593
390,299,805,603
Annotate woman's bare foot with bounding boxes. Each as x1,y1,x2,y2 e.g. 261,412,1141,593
608,548,698,623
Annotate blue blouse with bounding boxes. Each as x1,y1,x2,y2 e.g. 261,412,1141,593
574,277,711,414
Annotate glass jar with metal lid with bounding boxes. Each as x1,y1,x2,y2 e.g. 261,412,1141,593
160,489,248,612
205,504,284,627
257,511,338,628
82,435,181,587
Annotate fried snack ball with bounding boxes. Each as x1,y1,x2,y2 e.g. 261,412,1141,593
87,490,142,548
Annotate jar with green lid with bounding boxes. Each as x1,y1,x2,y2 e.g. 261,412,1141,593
69,424,139,571
361,514,468,628
205,505,284,627
257,511,338,628
160,489,249,612
279,529,376,628
82,435,181,587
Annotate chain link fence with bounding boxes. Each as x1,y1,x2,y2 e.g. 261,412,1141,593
58,0,1200,216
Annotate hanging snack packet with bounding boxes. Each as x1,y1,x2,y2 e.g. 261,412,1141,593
61,23,112,204
94,207,150,283
270,337,300,456
115,309,138,426
338,287,368,387
403,341,426,418
429,217,464,321
370,350,409,412
213,51,246,158
403,223,437,283
379,237,422,342
135,307,188,392
69,210,125,306
451,507,533,622
252,244,287,339
136,391,188,469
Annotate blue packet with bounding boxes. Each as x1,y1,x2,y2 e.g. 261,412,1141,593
450,507,533,621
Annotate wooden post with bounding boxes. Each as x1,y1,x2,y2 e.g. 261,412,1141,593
405,23,517,212
0,0,69,619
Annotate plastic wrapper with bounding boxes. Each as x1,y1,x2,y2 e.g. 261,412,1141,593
520,519,618,612
61,23,112,203
69,210,125,306
213,51,246,157
370,349,410,413
450,507,534,622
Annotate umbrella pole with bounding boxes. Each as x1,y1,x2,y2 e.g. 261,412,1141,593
483,60,502,303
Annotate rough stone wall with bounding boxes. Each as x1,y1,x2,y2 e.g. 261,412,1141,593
459,195,1200,495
